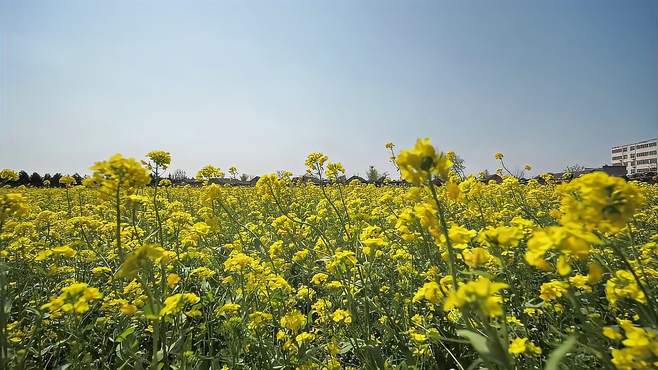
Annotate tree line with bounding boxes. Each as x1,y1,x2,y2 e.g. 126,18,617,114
2,171,85,187
2,169,193,188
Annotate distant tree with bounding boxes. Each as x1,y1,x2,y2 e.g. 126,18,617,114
277,170,294,179
451,155,466,180
18,171,30,186
564,164,586,174
30,172,43,187
366,166,381,182
51,173,62,187
43,173,52,184
239,173,250,182
72,173,83,185
171,169,187,182
228,166,238,179
511,166,528,179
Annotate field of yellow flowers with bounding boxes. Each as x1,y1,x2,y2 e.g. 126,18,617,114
1,139,657,370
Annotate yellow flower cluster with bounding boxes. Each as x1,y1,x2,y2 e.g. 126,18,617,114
0,193,28,224
396,138,452,185
607,320,658,370
90,154,151,199
160,292,200,316
558,172,644,233
443,277,508,317
41,282,103,316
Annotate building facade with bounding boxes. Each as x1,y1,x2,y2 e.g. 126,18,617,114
611,138,657,175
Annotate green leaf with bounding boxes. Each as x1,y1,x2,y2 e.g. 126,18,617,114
457,329,507,366
143,301,161,320
456,330,491,356
545,336,577,370
362,344,385,369
41,339,68,356
339,340,355,354
116,326,136,343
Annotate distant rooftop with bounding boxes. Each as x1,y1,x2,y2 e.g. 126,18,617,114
611,137,658,149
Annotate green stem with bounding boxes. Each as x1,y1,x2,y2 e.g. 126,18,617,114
427,179,459,291
153,166,165,246
116,183,123,262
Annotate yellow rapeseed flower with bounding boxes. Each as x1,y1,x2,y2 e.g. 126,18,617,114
443,277,508,317
396,138,453,185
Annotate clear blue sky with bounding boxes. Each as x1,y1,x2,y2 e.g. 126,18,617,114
1,0,656,177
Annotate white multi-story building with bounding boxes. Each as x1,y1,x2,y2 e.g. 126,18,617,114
611,138,657,175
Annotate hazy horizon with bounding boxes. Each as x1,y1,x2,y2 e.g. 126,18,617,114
1,0,656,177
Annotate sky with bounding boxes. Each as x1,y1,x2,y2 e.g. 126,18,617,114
1,0,656,178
